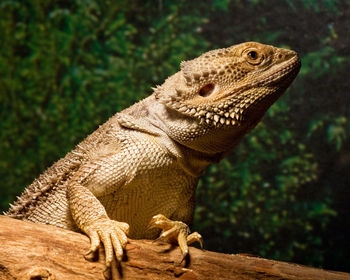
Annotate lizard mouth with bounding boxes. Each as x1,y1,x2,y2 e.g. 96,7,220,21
257,54,301,87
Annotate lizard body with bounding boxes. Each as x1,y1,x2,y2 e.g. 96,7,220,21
6,42,301,266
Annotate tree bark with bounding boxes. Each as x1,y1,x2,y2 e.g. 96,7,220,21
0,215,349,280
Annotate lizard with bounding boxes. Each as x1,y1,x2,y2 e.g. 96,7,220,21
6,42,301,269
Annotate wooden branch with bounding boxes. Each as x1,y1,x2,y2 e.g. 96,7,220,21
0,215,349,280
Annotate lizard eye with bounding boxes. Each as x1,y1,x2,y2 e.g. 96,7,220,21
244,48,264,65
199,83,215,97
248,51,258,60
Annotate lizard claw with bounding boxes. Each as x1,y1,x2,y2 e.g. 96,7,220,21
83,218,129,267
148,214,203,259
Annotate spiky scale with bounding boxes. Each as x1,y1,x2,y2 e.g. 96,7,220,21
198,110,206,116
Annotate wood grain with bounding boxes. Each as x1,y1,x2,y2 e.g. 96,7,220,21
0,215,349,280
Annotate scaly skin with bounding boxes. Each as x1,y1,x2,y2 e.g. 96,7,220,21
6,42,301,267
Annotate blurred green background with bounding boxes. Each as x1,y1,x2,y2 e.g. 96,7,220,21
1,0,349,272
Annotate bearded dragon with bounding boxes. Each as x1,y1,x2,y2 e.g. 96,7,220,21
6,42,301,268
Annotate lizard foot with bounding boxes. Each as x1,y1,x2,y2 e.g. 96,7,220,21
148,214,203,261
83,218,129,267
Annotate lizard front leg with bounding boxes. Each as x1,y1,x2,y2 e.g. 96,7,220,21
67,182,129,265
67,156,130,267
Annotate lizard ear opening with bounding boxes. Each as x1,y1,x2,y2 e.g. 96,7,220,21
199,84,215,97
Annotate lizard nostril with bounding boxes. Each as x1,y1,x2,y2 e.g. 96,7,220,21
199,84,215,97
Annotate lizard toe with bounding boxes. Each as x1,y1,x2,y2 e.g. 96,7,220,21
83,218,129,266
148,214,202,259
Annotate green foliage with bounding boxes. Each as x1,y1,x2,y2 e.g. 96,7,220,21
1,0,349,273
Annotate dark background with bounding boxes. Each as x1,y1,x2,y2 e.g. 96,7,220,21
1,0,349,272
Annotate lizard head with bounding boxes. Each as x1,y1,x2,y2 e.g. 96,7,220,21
155,42,300,128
